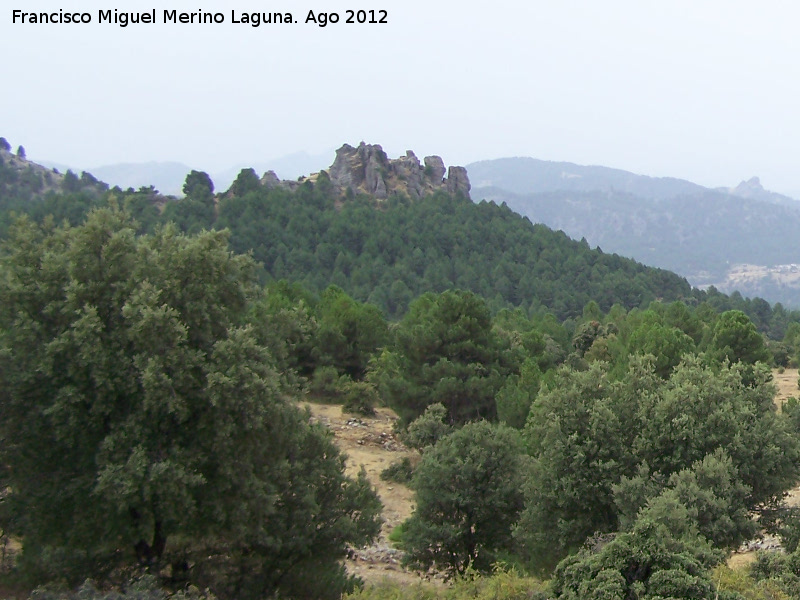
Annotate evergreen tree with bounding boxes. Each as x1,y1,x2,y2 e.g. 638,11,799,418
0,208,381,599
402,421,527,575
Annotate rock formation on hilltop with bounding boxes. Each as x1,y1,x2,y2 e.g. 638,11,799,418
258,142,470,200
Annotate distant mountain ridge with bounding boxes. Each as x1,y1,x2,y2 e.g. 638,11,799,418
88,161,193,196
467,157,708,201
719,176,800,209
469,157,800,206
468,157,800,307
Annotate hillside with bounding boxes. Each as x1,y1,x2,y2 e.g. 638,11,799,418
6,141,800,600
212,144,692,319
469,157,800,306
0,140,696,321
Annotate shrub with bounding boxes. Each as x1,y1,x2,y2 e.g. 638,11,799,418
403,403,451,451
309,366,347,401
342,380,379,416
380,457,415,484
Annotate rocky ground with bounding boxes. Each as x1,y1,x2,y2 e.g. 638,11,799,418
303,402,435,586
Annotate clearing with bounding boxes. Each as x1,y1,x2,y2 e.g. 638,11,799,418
304,402,431,586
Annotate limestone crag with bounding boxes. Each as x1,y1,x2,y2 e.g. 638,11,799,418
327,143,470,200
254,142,470,201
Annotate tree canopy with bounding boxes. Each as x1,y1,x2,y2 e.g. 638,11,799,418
402,421,527,575
0,208,381,599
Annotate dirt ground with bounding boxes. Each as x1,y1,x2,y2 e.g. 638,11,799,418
773,367,799,411
303,402,434,586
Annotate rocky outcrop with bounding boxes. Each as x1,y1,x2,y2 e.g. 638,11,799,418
446,166,471,197
252,142,470,201
326,143,470,200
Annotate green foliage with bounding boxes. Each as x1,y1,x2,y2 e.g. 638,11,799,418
227,168,260,197
628,321,695,377
551,514,724,600
4,156,800,340
713,564,791,600
341,379,379,416
403,403,452,451
162,171,216,234
343,567,548,600
313,285,388,381
377,290,506,424
387,522,406,546
403,422,527,576
621,450,757,549
748,550,800,598
517,363,637,571
709,310,771,365
215,185,695,320
307,366,379,415
380,457,415,484
246,279,317,386
516,355,800,572
309,365,348,400
774,507,800,553
495,359,542,429
0,209,381,599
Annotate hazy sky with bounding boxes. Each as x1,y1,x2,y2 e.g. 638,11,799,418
5,1,800,193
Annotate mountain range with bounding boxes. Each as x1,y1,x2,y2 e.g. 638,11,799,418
14,139,800,308
467,157,800,307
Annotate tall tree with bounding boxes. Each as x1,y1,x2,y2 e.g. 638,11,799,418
0,208,380,598
375,289,506,424
402,421,527,575
517,356,800,572
163,170,216,233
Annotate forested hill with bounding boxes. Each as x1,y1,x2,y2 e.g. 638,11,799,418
0,141,694,321
214,182,692,319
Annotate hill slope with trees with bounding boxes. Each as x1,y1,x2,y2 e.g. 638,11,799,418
469,157,800,306
7,141,800,600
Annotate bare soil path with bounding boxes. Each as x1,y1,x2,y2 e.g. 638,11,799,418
773,368,799,411
303,402,432,586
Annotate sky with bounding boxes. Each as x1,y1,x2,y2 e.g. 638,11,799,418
5,1,800,194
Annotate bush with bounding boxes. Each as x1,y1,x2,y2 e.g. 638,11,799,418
712,564,791,600
403,403,451,451
403,422,526,575
343,567,548,600
380,457,415,484
309,366,347,401
341,380,379,416
388,523,406,547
